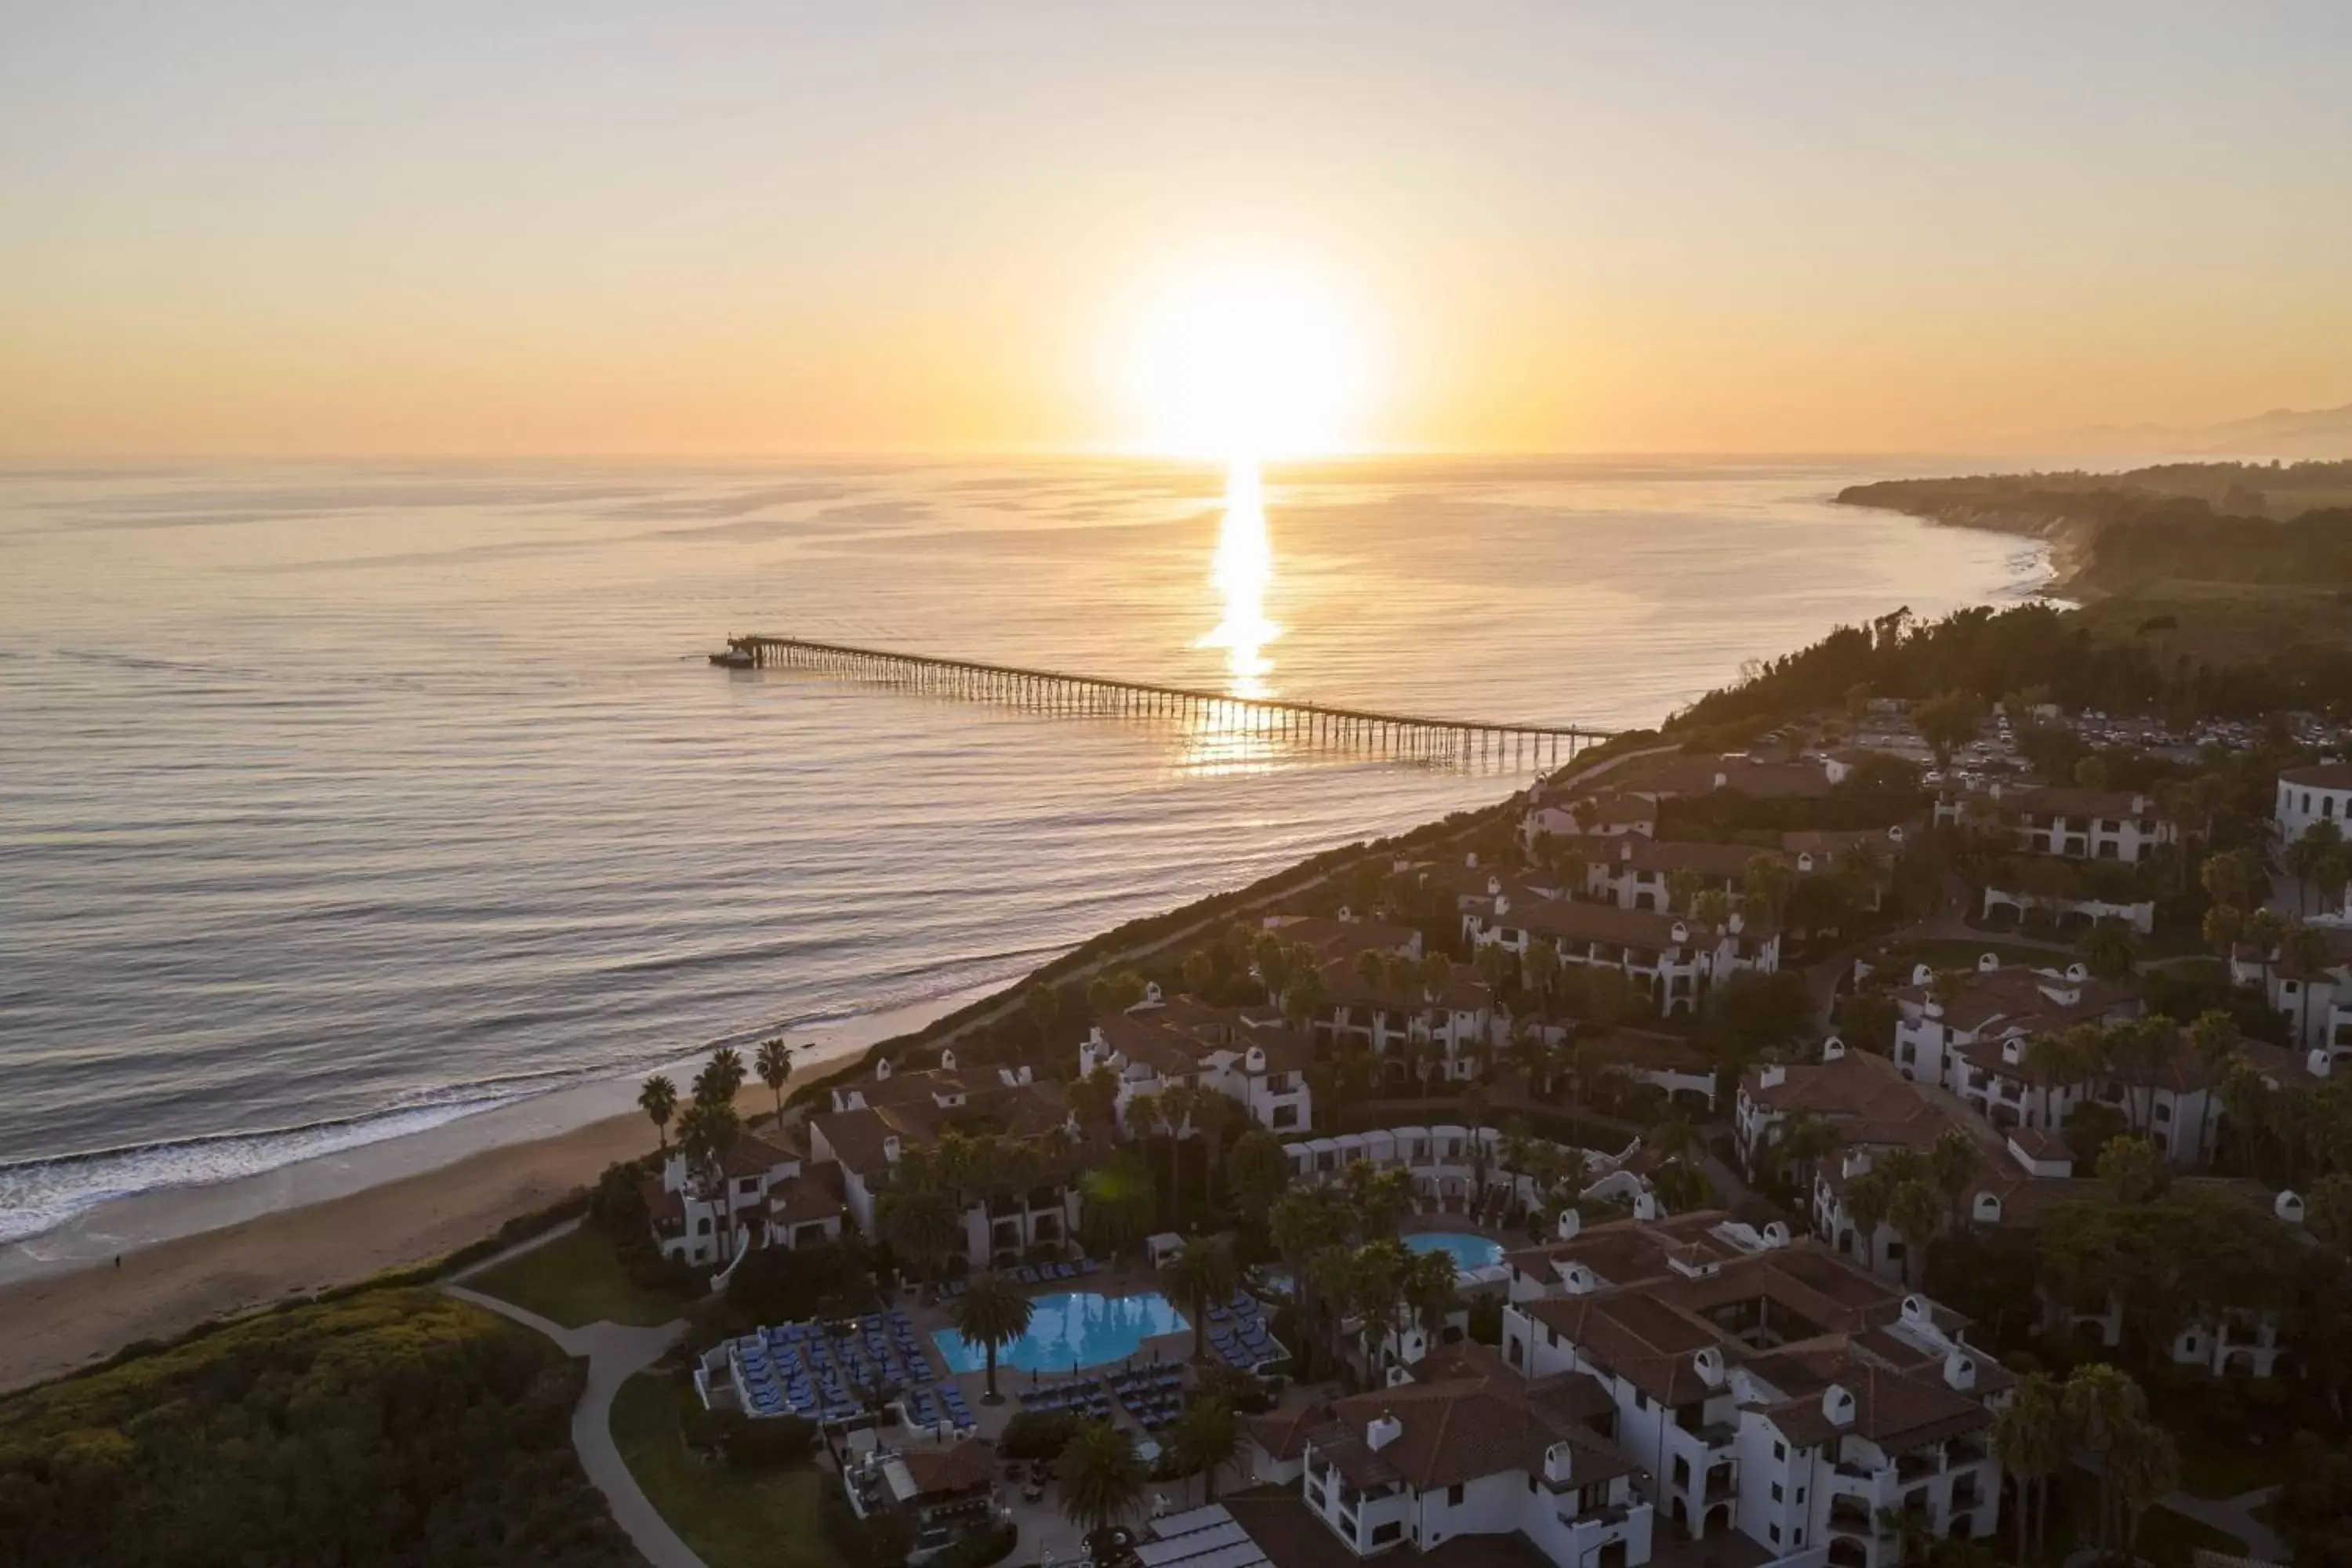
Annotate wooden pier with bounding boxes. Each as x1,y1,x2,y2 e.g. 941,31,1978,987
721,634,1613,771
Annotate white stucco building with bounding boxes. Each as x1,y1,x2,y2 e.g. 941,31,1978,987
2278,761,2352,844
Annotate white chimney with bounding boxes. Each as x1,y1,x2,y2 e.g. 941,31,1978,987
2277,1190,2307,1225
1693,1347,1726,1388
1544,1442,1575,1486
939,1047,957,1072
1823,1383,1857,1428
1944,1349,1977,1392
1367,1413,1403,1451
1759,1064,1788,1091
1821,1036,1846,1062
1555,1208,1583,1242
882,1134,902,1163
876,1058,895,1082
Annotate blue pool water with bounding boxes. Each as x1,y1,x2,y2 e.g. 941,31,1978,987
1406,1232,1504,1272
931,1291,1190,1374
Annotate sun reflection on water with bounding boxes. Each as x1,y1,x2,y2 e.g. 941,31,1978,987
1199,456,1280,699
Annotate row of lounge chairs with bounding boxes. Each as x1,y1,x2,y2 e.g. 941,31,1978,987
732,1311,936,1423
1206,1290,1282,1370
1018,1375,1114,1422
1014,1258,1101,1286
901,1382,975,1431
1108,1364,1187,1432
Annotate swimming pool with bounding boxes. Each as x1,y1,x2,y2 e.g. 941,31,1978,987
931,1291,1190,1374
1406,1232,1504,1272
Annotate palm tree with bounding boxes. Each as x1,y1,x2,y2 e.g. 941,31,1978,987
881,1187,964,1289
2200,902,2245,960
1157,1083,1203,1206
1771,1111,1842,1197
1162,1240,1241,1360
1025,983,1062,1049
638,1073,678,1153
1648,1114,1696,1165
1078,1151,1156,1261
2286,921,2336,1043
676,1097,742,1261
948,1272,1034,1404
1069,1063,1122,1136
1888,1179,1940,1287
1226,1129,1294,1232
2244,906,2290,990
1844,1169,1893,1272
754,1037,793,1128
1191,1092,1243,1206
1743,854,1794,924
1927,1126,1979,1236
2075,916,2138,982
1171,1398,1243,1505
2062,1362,2174,1561
1993,1371,2067,1563
1058,1420,1148,1537
694,1044,746,1111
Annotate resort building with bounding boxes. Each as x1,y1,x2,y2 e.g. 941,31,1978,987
807,1056,1085,1270
1499,1211,2008,1564
1462,891,1780,1019
1583,837,1771,913
1737,1042,1951,1189
1888,957,2136,1094
1079,989,1316,1133
1261,912,1425,966
1246,1342,1654,1568
1305,957,1501,1083
1933,783,2180,865
1525,790,1657,843
2232,927,2352,1057
2277,760,2352,843
648,1124,845,1268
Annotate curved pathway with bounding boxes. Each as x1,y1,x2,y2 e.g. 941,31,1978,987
2157,1484,2286,1566
444,1244,703,1568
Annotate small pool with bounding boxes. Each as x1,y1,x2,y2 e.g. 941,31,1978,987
931,1291,1190,1374
1407,1232,1504,1272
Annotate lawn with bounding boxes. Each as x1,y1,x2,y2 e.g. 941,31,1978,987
1889,938,2069,972
2169,1428,2296,1501
608,1371,839,1568
2038,1465,2253,1568
467,1226,688,1329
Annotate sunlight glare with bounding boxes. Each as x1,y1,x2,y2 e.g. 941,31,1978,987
1126,260,1369,459
1200,456,1280,697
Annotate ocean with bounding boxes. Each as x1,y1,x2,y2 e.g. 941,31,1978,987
0,456,2042,1255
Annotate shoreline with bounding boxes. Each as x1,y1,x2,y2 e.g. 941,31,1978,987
0,982,992,1283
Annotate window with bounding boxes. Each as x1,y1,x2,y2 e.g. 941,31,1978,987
1772,1440,1787,1461
1579,1481,1611,1512
1446,1483,1465,1507
1797,1486,1807,1504
1771,1483,1784,1502
1370,1522,1402,1545
1528,1475,1538,1493
1769,1525,1780,1544
1634,1389,1649,1410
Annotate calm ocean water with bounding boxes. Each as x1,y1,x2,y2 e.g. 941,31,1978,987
0,456,2041,1246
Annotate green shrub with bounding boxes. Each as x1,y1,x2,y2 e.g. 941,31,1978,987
934,1522,1019,1568
0,1290,635,1568
999,1409,1084,1460
725,1414,817,1472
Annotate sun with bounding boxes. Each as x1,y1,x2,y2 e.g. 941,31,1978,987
1123,259,1372,460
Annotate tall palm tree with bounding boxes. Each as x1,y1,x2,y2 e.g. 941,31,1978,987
1889,1178,1940,1287
676,1098,742,1261
754,1037,793,1128
1226,1129,1294,1232
1772,1111,1841,1196
1172,1398,1243,1504
1928,1126,1980,1236
638,1073,679,1153
1992,1372,2067,1563
1059,1421,1148,1538
1025,983,1062,1049
2244,906,2290,992
1162,1240,1240,1360
1078,1150,1156,1261
1069,1063,1122,1136
1191,1092,1243,1206
948,1272,1033,1404
882,1187,964,1289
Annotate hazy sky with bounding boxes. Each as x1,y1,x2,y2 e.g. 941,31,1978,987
4,2,2348,457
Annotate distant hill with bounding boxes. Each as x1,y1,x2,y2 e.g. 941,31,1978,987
2024,401,2352,459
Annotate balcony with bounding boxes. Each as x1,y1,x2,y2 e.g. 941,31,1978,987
1834,1461,1883,1484
1896,1450,1944,1483
1829,1499,1873,1533
1699,1421,1740,1454
1703,1468,1737,1503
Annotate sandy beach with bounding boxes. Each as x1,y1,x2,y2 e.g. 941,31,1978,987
0,1108,661,1393
0,983,997,1396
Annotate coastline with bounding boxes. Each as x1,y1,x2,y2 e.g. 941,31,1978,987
0,983,996,1390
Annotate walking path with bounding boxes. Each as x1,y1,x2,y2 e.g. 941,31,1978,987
2158,1484,2286,1566
445,1236,704,1568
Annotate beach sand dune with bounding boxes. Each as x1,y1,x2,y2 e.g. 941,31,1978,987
0,1112,654,1395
